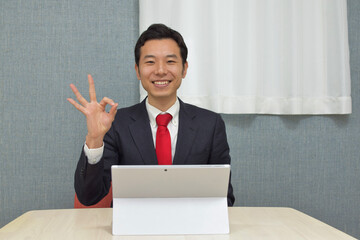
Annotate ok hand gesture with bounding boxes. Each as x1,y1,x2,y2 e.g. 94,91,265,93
67,74,118,148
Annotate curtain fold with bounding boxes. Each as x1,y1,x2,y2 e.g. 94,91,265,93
139,0,351,114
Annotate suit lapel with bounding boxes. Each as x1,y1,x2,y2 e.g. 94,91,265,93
128,100,158,165
173,100,198,164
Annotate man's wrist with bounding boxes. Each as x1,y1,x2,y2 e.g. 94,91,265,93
85,135,104,149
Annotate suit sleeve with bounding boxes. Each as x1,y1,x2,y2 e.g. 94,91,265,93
209,114,235,206
74,125,119,206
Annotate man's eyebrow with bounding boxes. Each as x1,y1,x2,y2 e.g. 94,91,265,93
143,54,178,58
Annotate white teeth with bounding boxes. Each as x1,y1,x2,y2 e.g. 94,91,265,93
154,81,169,85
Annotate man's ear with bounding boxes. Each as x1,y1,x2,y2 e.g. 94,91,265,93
135,63,141,80
182,61,188,78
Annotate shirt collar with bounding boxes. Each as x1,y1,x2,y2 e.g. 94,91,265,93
146,98,180,127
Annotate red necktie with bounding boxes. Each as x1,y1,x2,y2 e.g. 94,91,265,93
156,113,173,165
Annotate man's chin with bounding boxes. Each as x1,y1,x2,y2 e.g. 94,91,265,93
148,93,177,101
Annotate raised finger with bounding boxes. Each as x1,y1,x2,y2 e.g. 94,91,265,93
88,74,97,102
70,84,88,106
67,98,87,114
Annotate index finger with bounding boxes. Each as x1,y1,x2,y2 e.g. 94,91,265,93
88,74,97,102
70,83,88,106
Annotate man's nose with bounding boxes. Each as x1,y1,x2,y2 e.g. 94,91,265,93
155,61,167,75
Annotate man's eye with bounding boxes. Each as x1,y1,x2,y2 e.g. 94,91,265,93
145,61,155,64
168,60,176,63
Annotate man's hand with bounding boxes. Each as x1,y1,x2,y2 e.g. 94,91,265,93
67,74,118,148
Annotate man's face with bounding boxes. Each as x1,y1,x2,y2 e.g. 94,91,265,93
135,38,188,107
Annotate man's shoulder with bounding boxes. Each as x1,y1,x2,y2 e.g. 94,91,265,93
179,100,224,128
113,101,146,121
180,101,226,132
118,101,144,113
180,100,220,118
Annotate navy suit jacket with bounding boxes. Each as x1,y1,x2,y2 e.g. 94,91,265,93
75,98,235,206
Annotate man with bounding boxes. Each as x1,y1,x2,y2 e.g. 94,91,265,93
68,24,235,206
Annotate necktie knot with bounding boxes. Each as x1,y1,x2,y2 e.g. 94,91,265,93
156,113,172,127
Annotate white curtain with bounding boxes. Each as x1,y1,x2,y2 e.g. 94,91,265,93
139,0,351,114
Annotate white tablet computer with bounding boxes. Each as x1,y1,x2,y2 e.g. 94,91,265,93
111,164,230,235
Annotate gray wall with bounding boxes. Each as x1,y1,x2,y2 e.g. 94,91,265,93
0,0,359,238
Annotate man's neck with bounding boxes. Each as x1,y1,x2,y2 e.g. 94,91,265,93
147,96,177,112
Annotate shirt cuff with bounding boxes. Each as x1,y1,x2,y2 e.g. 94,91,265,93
83,142,104,165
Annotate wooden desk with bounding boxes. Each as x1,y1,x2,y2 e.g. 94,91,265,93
0,207,356,240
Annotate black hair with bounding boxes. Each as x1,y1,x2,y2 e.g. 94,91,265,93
134,23,188,66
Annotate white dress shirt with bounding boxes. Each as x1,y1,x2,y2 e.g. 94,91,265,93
84,98,180,165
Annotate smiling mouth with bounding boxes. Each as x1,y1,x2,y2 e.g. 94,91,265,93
152,80,170,86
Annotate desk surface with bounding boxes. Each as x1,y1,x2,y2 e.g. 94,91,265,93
0,207,356,240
